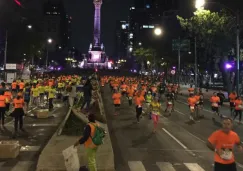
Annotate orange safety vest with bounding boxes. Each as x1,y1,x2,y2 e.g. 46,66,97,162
13,99,24,108
84,123,98,148
0,95,6,107
4,91,12,102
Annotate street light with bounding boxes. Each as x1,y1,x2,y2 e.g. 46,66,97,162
154,28,162,36
46,38,53,68
27,25,32,29
47,38,53,44
195,0,205,9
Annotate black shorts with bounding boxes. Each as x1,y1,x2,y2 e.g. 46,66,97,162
214,162,236,171
114,104,120,107
230,102,235,108
212,106,219,112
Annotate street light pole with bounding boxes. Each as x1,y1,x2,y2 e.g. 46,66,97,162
195,36,198,90
46,48,48,68
236,10,240,95
178,37,181,84
4,30,8,80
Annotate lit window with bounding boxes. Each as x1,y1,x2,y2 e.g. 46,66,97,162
143,25,148,28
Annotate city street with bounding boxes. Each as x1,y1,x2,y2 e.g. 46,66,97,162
102,85,243,171
0,101,68,171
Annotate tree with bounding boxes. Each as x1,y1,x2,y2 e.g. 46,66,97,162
177,9,234,91
133,47,156,71
177,9,232,65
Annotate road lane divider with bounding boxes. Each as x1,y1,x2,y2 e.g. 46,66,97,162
162,128,196,156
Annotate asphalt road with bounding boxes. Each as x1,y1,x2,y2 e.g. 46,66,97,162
102,85,243,171
0,101,68,171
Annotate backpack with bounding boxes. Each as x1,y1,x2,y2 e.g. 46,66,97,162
89,123,106,146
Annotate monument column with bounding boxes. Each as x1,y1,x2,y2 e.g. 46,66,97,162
93,0,102,47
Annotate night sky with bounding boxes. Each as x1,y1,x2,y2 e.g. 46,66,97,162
64,0,133,56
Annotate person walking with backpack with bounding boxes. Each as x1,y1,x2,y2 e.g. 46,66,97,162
74,113,105,171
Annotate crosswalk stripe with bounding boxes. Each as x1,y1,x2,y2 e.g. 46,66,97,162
184,163,205,171
10,161,34,171
156,162,176,171
128,161,146,171
20,145,40,152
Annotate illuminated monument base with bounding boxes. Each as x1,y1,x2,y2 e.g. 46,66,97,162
89,51,102,62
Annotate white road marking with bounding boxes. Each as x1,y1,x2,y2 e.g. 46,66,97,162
184,163,205,171
27,123,58,127
162,128,196,156
10,161,34,171
128,161,146,171
20,145,40,152
162,128,187,149
156,162,176,171
175,109,185,115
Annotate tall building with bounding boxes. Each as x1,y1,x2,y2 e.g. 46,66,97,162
115,21,129,59
43,0,71,50
128,0,179,56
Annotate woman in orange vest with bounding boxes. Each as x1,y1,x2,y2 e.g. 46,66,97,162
12,94,25,137
112,89,121,115
4,88,12,112
0,91,8,128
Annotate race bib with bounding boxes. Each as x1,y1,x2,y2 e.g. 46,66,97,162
138,105,142,108
122,89,126,91
168,102,172,105
220,150,233,160
212,103,218,107
190,106,195,110
129,97,132,100
196,101,200,104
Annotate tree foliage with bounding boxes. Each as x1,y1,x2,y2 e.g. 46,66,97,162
133,47,156,62
177,9,232,64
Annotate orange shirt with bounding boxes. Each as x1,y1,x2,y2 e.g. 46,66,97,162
120,84,127,91
127,88,134,97
0,95,7,107
4,91,12,102
208,130,240,164
188,88,194,93
134,96,145,106
12,82,17,89
194,95,200,103
234,99,242,110
19,82,25,90
112,93,121,104
211,96,220,107
229,93,237,103
188,97,197,106
13,98,24,108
